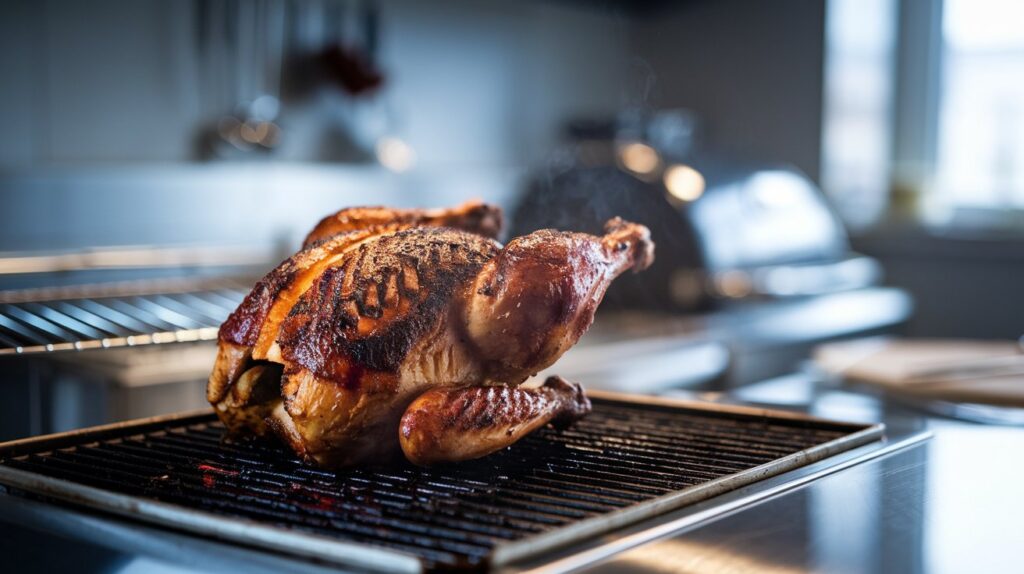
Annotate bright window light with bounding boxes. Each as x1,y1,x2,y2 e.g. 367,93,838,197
936,0,1024,210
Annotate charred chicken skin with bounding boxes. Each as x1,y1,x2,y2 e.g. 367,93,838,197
208,201,653,467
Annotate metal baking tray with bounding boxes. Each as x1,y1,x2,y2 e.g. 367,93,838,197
0,391,885,572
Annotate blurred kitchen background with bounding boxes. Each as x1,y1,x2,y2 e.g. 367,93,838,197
1,0,1022,439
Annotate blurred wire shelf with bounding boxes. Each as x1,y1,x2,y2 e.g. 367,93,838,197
0,277,251,356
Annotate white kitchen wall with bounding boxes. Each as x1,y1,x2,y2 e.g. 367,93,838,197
0,0,833,253
0,0,632,251
632,0,827,181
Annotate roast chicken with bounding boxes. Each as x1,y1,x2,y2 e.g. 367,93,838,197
207,200,654,467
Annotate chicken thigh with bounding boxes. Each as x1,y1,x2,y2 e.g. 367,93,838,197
208,202,653,467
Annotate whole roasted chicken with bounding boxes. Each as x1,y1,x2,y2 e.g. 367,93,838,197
207,201,653,467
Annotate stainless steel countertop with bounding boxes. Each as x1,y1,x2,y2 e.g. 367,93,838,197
563,374,1024,574
2,371,1019,573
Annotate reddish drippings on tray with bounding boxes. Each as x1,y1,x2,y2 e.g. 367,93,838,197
197,463,240,488
289,482,339,511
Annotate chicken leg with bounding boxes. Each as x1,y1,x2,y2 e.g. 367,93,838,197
463,217,654,384
398,376,590,466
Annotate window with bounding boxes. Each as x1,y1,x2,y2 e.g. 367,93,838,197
821,0,1024,230
936,0,1024,210
820,0,898,230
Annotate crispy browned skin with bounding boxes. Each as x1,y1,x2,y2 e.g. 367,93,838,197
278,228,499,379
208,202,654,468
270,228,500,466
208,227,388,435
302,199,502,249
208,203,504,441
398,376,591,466
218,226,404,351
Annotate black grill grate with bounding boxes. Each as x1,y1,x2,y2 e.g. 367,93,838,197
0,397,874,571
0,278,249,355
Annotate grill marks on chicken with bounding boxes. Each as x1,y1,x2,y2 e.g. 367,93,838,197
279,228,499,382
207,203,501,429
209,225,413,406
208,202,655,467
266,230,503,467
